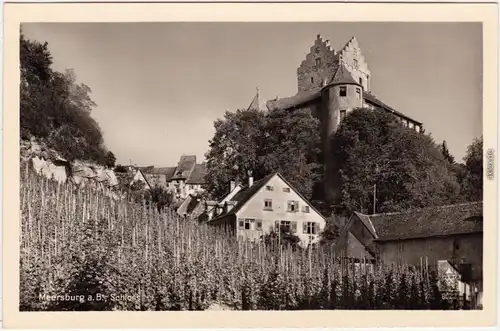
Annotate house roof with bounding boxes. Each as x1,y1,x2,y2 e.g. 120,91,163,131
186,164,207,184
177,194,203,216
364,201,483,241
210,173,275,221
209,172,327,223
326,63,360,87
172,155,197,179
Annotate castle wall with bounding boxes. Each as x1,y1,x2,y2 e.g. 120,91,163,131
338,38,372,91
297,35,338,92
322,84,364,203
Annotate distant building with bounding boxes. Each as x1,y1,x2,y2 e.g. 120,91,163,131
336,201,483,304
207,172,327,247
131,155,206,199
176,193,204,218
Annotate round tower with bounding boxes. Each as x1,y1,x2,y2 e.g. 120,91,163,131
321,63,364,204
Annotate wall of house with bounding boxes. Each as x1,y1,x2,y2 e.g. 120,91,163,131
377,233,483,286
234,175,326,246
297,35,338,93
168,180,204,199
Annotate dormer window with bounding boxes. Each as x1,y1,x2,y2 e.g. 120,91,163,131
339,86,347,97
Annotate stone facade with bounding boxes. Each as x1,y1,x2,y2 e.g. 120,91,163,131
297,35,339,92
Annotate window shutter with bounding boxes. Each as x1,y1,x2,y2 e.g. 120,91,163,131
294,201,299,212
314,222,320,234
291,221,297,233
275,220,280,232
303,222,308,234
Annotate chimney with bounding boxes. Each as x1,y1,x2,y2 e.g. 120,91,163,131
247,170,254,187
230,180,236,192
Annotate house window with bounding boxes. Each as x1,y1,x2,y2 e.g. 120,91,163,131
415,125,421,133
409,122,414,129
287,200,299,212
303,222,320,234
264,199,273,210
266,185,274,191
302,205,310,213
315,58,321,66
275,220,297,233
238,218,255,230
340,109,347,121
283,187,290,193
256,219,263,230
339,86,347,97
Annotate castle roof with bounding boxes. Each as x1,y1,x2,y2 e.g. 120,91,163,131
326,62,360,87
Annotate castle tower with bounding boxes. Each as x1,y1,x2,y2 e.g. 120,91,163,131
321,63,364,204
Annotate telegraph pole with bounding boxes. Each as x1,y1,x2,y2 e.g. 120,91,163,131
373,184,376,214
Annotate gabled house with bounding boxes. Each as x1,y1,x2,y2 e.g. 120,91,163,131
208,172,327,246
336,201,483,303
130,155,207,199
177,193,204,218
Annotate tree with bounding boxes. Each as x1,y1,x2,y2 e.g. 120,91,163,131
145,185,174,212
462,136,483,201
331,108,461,213
261,225,301,250
319,216,342,247
105,151,116,168
204,109,268,199
20,34,110,165
204,107,321,200
440,140,455,164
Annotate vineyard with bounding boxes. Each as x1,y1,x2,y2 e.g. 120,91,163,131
20,165,457,311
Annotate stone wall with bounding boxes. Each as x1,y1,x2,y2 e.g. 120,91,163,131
297,35,339,93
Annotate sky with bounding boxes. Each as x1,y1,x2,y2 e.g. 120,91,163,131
22,22,482,167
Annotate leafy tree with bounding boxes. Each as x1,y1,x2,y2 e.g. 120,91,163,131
204,109,268,199
261,225,301,250
105,151,117,168
204,107,321,200
331,108,461,213
145,185,174,212
20,33,112,165
114,164,128,173
440,140,455,164
462,136,483,201
319,216,341,247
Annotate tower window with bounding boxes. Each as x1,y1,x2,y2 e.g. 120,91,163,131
340,109,347,121
356,88,361,99
311,77,314,83
315,58,321,66
359,77,363,86
339,86,347,97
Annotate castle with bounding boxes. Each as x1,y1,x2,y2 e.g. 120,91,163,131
264,34,423,204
